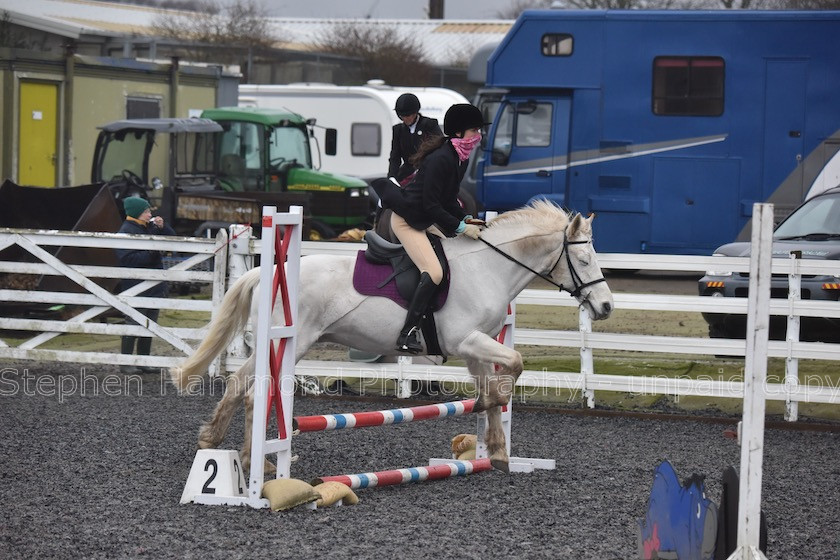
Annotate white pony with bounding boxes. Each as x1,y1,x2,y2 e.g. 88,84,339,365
171,201,614,473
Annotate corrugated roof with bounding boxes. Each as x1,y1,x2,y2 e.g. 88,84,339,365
0,0,176,37
0,0,512,65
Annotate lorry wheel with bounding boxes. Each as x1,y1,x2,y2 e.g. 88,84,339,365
308,220,336,241
457,188,478,216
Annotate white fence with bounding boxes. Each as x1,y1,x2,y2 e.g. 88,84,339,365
225,229,840,421
1,226,838,421
0,227,227,372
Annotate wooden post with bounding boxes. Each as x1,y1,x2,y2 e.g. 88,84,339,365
727,203,772,560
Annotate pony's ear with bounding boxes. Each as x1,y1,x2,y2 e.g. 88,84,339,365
569,212,592,237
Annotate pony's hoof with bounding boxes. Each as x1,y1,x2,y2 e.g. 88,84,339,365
490,458,510,473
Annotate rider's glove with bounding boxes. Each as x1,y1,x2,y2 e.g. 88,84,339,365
462,224,481,239
456,219,480,240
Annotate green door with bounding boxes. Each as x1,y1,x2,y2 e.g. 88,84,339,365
19,81,59,187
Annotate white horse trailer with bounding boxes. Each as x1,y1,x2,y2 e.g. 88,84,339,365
238,81,468,181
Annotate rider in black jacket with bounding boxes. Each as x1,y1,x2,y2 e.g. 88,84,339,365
376,104,487,354
388,93,443,184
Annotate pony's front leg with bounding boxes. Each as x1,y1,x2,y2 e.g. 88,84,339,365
467,358,501,412
459,332,523,408
466,358,510,473
485,405,509,473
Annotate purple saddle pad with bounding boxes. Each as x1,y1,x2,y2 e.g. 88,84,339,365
352,250,448,310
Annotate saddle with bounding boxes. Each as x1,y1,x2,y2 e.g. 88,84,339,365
363,231,449,305
352,230,450,357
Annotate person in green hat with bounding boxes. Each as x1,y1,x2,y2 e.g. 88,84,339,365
116,196,175,373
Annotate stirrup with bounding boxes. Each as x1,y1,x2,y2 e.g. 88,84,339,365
396,326,423,354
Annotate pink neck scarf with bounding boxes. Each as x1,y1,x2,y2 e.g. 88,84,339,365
451,133,482,161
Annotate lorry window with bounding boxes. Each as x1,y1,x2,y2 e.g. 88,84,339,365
269,126,311,169
480,101,501,130
541,34,573,56
351,123,381,156
515,103,552,147
652,56,724,116
490,104,514,165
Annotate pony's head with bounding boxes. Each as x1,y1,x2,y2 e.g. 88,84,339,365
488,200,613,320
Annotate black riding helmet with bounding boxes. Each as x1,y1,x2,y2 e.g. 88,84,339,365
443,103,487,136
394,93,421,117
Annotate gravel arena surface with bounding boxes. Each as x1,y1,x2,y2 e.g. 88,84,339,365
2,361,839,560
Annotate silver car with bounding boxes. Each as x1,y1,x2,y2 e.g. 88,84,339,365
699,186,840,341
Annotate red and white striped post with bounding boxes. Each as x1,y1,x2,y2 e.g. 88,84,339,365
247,205,303,508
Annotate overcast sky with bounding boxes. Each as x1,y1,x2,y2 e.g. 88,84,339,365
264,0,520,19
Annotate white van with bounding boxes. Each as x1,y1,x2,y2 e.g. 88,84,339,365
238,81,468,181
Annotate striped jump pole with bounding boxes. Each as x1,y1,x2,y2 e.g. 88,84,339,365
293,399,476,433
313,458,492,490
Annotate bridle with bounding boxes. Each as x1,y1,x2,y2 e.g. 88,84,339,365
477,229,607,299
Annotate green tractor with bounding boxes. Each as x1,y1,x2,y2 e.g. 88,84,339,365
93,108,372,239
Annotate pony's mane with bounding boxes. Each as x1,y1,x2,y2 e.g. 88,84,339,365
487,199,572,234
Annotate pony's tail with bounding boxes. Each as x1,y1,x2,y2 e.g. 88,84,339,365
169,268,261,393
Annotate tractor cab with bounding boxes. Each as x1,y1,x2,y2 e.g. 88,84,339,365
91,117,222,220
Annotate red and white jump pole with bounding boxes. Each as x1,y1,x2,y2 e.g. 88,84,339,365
293,399,476,432
314,458,492,490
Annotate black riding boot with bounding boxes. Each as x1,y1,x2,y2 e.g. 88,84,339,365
120,336,138,373
121,336,136,355
136,336,152,356
395,272,438,354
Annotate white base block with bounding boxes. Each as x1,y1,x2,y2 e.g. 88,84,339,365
180,449,248,505
511,456,556,471
726,546,769,560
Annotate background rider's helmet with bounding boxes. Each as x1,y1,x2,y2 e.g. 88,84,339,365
394,93,421,117
443,103,487,136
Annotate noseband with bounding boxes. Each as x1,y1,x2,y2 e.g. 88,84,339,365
477,231,607,299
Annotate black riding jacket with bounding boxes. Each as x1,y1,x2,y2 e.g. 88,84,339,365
383,140,468,236
388,114,442,182
116,218,176,296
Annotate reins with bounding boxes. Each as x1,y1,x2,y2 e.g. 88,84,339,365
477,230,606,298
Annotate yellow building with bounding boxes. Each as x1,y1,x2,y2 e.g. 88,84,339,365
1,48,234,187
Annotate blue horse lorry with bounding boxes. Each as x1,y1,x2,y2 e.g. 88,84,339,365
473,10,840,255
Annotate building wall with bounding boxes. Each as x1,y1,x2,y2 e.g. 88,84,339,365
0,49,224,187
71,68,218,185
